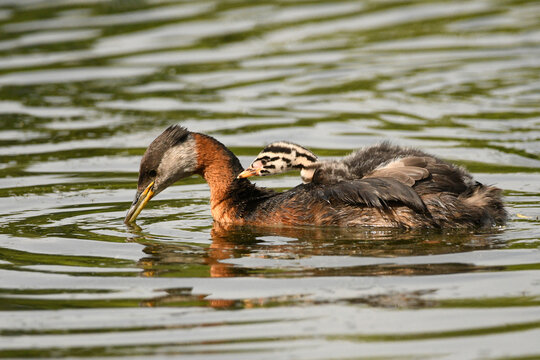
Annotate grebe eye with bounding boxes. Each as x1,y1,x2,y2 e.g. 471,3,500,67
261,160,267,165
148,169,157,177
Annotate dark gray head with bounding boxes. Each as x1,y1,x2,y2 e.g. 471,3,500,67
237,141,319,183
125,125,198,223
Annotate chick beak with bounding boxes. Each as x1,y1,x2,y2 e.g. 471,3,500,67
237,167,259,179
124,181,155,224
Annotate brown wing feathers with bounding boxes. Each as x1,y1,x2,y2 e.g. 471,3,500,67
317,178,428,214
364,156,433,187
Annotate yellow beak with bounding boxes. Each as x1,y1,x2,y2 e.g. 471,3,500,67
124,181,155,224
237,167,259,179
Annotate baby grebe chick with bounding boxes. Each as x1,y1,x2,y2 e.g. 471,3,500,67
238,141,432,186
237,141,321,183
125,125,506,228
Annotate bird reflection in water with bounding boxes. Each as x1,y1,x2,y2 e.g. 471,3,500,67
125,223,503,308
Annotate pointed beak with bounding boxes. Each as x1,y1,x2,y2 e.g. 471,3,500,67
124,181,155,224
237,167,259,179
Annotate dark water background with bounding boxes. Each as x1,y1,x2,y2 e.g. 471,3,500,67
0,0,539,358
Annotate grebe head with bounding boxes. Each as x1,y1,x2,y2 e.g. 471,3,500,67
237,141,318,182
125,125,197,223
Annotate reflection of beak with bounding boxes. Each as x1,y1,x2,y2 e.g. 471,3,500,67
237,167,259,179
124,181,154,224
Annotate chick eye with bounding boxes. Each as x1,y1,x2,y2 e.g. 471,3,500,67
260,160,267,165
148,169,157,177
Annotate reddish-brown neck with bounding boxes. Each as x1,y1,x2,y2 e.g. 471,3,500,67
193,133,242,224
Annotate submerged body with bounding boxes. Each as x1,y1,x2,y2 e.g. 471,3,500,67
125,125,506,229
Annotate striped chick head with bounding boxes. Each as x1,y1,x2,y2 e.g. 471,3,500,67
237,141,318,181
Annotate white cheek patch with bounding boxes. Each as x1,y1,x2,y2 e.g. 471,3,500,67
155,137,197,190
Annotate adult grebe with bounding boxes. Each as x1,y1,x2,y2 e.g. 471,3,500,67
125,125,506,228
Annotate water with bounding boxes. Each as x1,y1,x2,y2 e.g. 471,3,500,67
0,0,539,358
